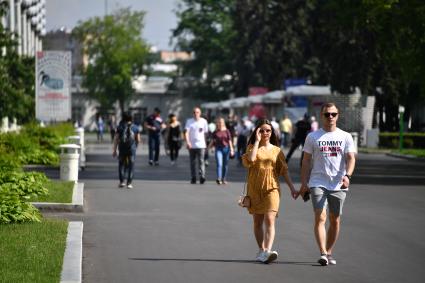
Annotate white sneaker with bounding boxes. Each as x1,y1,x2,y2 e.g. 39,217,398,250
127,184,133,189
261,250,278,264
119,182,126,188
327,255,336,265
255,250,265,262
318,254,329,266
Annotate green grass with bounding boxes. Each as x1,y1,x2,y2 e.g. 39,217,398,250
30,181,74,203
0,219,68,283
394,149,425,158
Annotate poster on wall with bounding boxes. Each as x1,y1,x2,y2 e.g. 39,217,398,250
35,51,72,122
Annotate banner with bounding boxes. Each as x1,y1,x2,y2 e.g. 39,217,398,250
36,51,72,122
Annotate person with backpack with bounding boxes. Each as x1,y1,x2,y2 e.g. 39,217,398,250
112,112,140,189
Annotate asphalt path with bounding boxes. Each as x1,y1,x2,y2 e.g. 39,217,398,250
46,139,425,283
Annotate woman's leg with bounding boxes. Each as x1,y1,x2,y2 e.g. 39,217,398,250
169,142,175,161
221,146,230,181
253,214,265,250
263,211,277,251
215,148,223,180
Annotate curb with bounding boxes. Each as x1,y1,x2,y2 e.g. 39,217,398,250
61,221,83,283
387,153,425,162
32,182,84,212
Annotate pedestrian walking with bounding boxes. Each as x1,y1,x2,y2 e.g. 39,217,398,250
310,116,319,132
108,115,117,143
208,117,234,185
236,117,252,164
167,114,182,165
112,112,140,189
285,114,311,165
184,107,209,184
96,115,104,142
144,107,165,166
299,102,356,266
242,119,298,264
279,114,292,148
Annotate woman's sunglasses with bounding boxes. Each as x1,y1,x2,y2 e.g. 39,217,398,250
323,112,338,118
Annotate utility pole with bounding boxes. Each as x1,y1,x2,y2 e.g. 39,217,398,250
104,0,108,16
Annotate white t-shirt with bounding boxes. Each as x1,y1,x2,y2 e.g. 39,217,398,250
185,118,209,149
303,128,356,191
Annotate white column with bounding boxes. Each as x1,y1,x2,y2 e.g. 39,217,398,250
27,20,32,55
22,12,27,55
8,0,15,36
16,0,22,55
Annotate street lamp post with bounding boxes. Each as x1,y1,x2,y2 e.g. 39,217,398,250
399,105,405,151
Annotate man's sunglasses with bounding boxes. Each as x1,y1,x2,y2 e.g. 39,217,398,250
323,112,338,118
259,129,272,133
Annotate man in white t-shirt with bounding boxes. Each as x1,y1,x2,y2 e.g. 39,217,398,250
185,107,209,184
300,102,356,266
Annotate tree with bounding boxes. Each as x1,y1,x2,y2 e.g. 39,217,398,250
0,3,35,123
73,8,149,114
172,0,237,100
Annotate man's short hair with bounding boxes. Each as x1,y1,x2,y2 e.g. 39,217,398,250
154,107,161,114
321,102,339,113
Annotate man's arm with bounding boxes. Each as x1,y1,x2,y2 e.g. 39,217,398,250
300,152,312,195
341,152,356,188
112,132,119,157
184,129,191,149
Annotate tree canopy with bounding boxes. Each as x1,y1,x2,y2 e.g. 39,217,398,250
73,8,150,114
173,0,425,131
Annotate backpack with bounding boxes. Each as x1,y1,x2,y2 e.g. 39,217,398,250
119,123,135,155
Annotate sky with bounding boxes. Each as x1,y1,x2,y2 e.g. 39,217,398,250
46,0,179,50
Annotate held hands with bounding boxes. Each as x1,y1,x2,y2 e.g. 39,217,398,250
299,184,309,199
112,150,117,158
290,187,299,200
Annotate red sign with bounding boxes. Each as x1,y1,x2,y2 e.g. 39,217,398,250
249,87,268,96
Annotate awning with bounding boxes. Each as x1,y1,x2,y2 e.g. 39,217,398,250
263,90,285,104
285,85,331,96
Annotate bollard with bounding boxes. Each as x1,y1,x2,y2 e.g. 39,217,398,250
350,132,358,152
60,144,80,181
75,127,86,170
1,117,9,133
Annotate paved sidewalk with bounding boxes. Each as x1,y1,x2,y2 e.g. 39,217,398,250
67,138,425,283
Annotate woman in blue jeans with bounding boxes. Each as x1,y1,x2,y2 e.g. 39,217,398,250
209,117,234,185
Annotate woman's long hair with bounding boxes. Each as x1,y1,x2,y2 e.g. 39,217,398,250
247,119,279,146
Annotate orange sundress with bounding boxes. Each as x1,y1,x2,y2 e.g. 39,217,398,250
241,144,288,215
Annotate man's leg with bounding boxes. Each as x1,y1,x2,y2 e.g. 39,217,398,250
148,135,154,163
326,213,341,255
127,154,135,185
189,149,197,181
326,191,346,257
154,135,160,162
118,156,125,185
285,140,299,162
314,208,328,255
198,148,206,181
310,187,329,255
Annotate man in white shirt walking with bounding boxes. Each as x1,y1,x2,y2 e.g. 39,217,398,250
185,107,209,184
299,102,356,266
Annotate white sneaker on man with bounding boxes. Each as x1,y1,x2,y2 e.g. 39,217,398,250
327,255,336,265
119,182,126,188
127,184,133,189
318,254,329,266
255,250,265,262
261,250,278,264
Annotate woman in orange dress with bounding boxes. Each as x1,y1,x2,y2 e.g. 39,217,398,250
242,119,298,263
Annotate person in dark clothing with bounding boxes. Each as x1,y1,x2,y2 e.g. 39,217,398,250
285,114,311,165
167,114,182,165
144,107,165,166
112,112,140,189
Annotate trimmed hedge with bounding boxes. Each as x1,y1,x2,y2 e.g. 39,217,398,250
379,132,425,149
